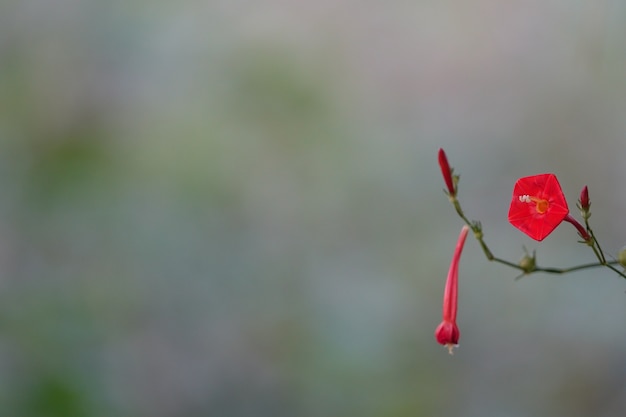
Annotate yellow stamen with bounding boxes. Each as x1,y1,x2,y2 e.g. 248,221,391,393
519,194,549,214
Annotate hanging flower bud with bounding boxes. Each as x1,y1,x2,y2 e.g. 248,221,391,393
435,225,469,354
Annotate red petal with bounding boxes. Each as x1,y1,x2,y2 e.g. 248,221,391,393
507,174,569,241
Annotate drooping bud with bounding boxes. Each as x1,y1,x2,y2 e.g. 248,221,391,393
435,226,469,355
435,321,460,353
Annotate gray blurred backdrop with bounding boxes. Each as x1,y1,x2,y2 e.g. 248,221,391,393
1,1,626,416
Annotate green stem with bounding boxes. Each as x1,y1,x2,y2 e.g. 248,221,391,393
605,263,626,280
585,217,606,264
580,215,626,278
534,260,621,274
447,194,626,280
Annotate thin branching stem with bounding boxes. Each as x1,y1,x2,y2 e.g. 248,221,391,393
585,217,606,264
446,193,626,280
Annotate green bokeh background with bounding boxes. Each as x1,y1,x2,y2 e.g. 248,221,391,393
1,1,626,416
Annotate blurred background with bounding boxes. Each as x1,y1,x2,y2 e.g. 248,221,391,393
1,0,626,416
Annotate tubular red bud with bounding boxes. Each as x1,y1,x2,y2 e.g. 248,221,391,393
579,186,590,211
438,148,456,197
435,225,469,354
563,214,591,242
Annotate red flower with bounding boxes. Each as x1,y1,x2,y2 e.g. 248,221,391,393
507,174,569,241
438,148,456,197
435,225,469,354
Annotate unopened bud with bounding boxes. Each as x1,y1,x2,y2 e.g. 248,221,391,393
579,186,591,220
519,253,536,273
438,148,457,198
579,186,589,210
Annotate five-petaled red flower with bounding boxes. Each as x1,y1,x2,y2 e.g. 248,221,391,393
508,173,569,241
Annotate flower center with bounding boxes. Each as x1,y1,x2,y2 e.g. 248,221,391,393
519,195,549,214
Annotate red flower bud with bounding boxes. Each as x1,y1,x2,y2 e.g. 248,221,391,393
435,321,459,348
435,225,469,354
579,185,590,211
563,214,592,242
438,148,456,197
